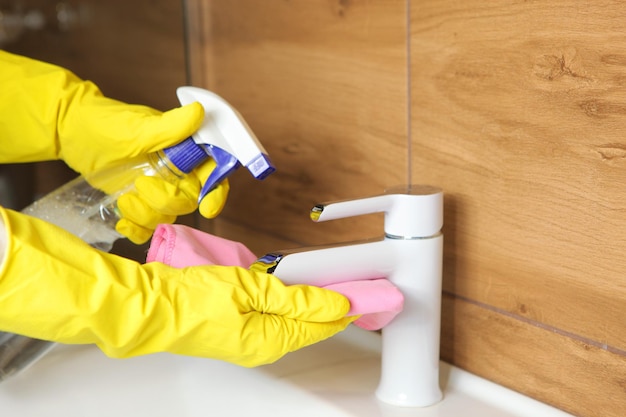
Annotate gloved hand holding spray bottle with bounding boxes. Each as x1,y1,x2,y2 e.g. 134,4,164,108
0,86,276,380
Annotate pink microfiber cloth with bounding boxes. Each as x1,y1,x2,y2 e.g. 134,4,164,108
146,224,404,331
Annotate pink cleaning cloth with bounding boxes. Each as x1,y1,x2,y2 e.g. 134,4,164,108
146,224,404,331
147,222,258,267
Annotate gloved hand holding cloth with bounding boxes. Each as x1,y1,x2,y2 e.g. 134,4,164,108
0,208,353,366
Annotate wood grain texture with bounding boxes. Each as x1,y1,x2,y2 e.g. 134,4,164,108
410,0,626,355
8,0,188,110
442,294,626,416
187,1,626,414
410,2,626,414
187,0,408,251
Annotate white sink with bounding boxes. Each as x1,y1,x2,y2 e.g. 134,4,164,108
0,326,573,417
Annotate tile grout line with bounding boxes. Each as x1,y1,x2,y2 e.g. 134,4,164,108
443,290,626,357
406,0,412,186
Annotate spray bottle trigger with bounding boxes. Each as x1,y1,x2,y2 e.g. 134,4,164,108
197,144,241,203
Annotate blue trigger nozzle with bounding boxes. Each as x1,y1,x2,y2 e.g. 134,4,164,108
197,144,240,203
172,87,277,208
163,139,240,203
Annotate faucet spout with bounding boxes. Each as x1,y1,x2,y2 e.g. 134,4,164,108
252,185,444,407
310,185,443,239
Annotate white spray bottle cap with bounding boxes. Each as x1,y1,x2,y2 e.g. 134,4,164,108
174,86,275,202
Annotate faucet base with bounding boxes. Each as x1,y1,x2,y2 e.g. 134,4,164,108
375,385,443,408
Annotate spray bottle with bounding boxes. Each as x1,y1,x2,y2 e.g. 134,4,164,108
0,86,275,381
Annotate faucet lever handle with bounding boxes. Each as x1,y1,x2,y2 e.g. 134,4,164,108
310,185,443,239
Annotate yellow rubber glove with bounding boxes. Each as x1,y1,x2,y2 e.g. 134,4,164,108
0,50,228,243
0,207,354,366
114,160,229,244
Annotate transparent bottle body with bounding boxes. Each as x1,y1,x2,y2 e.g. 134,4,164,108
0,151,185,381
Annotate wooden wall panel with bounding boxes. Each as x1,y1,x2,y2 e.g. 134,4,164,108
442,295,626,416
411,1,626,414
7,0,188,109
188,0,408,253
188,0,626,415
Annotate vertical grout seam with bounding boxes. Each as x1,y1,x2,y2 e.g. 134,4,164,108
406,0,413,186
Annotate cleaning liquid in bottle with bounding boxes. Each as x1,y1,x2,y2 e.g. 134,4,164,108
0,87,275,382
24,136,210,251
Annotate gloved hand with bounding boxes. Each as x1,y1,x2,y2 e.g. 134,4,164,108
0,50,228,243
0,207,354,366
114,160,228,244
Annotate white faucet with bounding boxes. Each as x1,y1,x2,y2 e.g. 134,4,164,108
252,185,444,407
